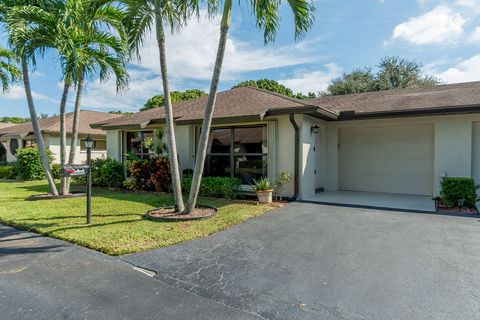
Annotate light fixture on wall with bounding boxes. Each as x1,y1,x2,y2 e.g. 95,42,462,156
311,125,319,134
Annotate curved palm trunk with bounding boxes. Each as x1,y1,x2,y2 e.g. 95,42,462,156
65,72,84,194
21,58,58,196
59,80,70,195
184,0,232,214
154,2,185,212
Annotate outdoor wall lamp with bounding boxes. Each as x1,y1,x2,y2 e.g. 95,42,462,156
311,125,320,134
84,135,94,149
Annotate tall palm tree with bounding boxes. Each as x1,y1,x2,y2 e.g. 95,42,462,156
184,0,315,213
124,0,200,212
67,0,129,170
52,0,129,194
2,0,60,196
0,47,21,92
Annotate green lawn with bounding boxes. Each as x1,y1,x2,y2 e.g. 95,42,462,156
0,181,274,255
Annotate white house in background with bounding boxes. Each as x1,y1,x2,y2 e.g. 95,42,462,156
0,110,122,164
91,81,480,202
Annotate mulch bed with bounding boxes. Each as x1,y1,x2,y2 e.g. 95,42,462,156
26,192,86,201
436,206,479,215
145,205,218,222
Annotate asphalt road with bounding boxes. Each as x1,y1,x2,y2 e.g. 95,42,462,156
0,225,261,320
124,202,480,320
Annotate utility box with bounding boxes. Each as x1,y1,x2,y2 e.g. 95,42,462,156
61,164,89,178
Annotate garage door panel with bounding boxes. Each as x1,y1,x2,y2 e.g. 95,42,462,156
339,125,434,196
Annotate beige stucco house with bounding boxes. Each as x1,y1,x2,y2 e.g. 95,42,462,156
0,110,121,164
92,81,480,205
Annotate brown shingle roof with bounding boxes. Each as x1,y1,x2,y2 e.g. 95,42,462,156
93,86,328,129
307,81,480,116
0,110,121,138
0,123,14,129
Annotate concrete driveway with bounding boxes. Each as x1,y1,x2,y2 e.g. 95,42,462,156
124,203,480,320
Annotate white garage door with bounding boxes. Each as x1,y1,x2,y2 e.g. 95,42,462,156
339,124,434,196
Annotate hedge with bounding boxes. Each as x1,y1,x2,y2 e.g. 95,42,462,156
182,175,241,199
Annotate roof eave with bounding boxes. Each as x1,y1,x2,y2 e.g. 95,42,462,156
262,105,338,120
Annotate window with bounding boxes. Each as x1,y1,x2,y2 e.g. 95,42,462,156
126,131,153,159
23,140,36,148
80,139,107,151
204,126,267,184
9,139,19,156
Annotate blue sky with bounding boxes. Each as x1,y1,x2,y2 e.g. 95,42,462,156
1,0,479,117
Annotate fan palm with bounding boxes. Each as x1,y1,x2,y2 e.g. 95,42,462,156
0,47,21,92
2,0,60,196
184,0,315,213
123,0,200,212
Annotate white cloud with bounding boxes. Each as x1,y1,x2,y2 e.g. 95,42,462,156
391,6,466,45
434,54,480,83
0,85,49,101
469,26,480,42
134,14,316,81
278,63,343,94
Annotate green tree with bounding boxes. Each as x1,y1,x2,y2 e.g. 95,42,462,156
124,0,200,212
0,116,29,123
327,57,441,96
141,89,207,111
0,46,21,92
184,0,315,214
232,79,316,99
3,0,59,196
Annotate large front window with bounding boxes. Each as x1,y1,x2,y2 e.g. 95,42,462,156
126,131,153,159
205,126,267,184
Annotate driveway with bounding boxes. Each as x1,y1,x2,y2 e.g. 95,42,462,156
124,202,480,320
0,225,260,320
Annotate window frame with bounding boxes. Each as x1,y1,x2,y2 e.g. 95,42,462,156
204,125,268,183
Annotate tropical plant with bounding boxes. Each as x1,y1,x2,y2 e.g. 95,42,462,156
2,0,59,195
124,0,200,211
0,46,21,92
184,0,315,213
252,177,274,191
141,89,207,111
15,146,54,180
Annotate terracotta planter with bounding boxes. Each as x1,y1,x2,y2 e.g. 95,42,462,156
256,190,273,204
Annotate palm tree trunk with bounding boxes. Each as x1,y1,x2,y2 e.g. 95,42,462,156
21,58,58,196
154,2,185,212
59,80,70,195
65,72,84,194
184,0,232,214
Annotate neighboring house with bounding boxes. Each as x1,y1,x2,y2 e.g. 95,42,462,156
0,110,122,164
92,81,480,199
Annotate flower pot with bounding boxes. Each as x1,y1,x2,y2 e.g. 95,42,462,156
256,190,273,204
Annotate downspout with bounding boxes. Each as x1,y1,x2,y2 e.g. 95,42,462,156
289,113,299,201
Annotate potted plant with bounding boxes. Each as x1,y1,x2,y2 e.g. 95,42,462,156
252,177,274,204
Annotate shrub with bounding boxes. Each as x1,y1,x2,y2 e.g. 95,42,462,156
252,177,274,191
91,158,125,188
51,163,61,179
16,147,54,180
182,175,241,199
0,165,17,179
440,177,479,208
127,156,171,191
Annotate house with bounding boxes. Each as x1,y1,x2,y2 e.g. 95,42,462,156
92,81,480,205
0,110,122,163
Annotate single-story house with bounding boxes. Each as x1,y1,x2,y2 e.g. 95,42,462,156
0,110,121,163
92,81,480,203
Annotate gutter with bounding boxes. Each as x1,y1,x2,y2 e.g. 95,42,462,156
289,113,300,201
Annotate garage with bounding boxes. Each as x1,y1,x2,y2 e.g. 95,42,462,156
339,124,434,196
472,122,480,183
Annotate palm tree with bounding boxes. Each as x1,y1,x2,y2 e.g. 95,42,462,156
0,47,21,92
2,1,60,196
124,0,200,212
184,0,315,213
67,0,129,171
52,0,129,194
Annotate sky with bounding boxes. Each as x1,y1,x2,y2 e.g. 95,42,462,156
1,0,479,117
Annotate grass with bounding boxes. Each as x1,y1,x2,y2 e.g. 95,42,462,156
0,181,274,255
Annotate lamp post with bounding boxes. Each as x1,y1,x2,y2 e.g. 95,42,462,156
84,135,94,224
